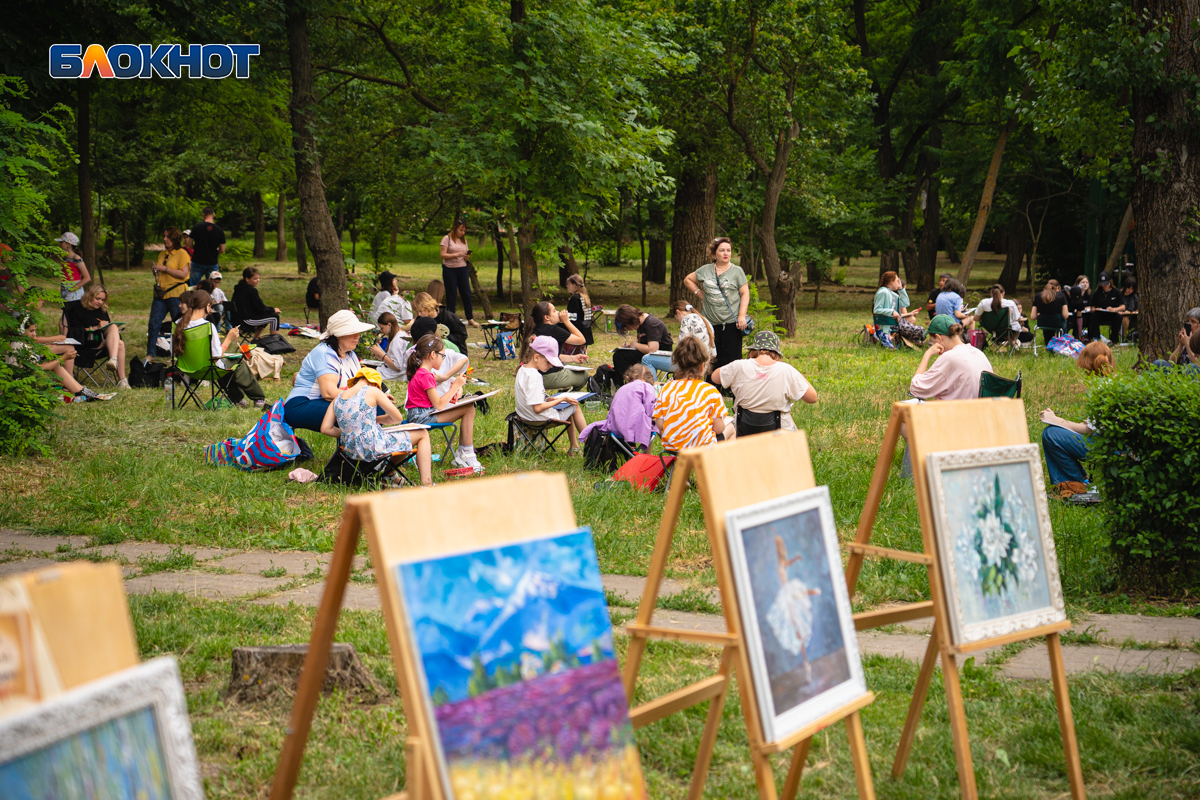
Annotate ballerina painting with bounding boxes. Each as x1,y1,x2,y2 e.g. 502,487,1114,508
765,536,822,684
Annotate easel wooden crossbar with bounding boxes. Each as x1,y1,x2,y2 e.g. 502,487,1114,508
623,431,876,800
844,398,1084,800
269,471,578,800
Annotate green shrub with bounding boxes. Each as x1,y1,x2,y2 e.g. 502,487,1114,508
1084,368,1200,591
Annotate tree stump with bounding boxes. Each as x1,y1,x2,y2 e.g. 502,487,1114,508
228,643,383,703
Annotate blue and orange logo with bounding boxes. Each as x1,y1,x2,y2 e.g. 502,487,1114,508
50,44,260,79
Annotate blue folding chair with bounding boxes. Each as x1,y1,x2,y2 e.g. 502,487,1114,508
426,421,458,465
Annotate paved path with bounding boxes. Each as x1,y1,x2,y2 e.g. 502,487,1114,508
3,530,1197,681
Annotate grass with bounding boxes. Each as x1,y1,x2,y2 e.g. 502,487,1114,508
7,239,1199,797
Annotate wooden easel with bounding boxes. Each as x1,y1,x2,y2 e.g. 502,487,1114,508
269,471,579,800
844,398,1085,800
623,431,877,800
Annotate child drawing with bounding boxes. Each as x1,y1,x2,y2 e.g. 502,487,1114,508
765,535,822,682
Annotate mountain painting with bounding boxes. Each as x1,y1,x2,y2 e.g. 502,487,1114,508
396,527,646,799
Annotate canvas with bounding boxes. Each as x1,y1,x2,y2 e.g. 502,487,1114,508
0,657,202,800
726,487,868,744
396,527,646,799
928,444,1066,645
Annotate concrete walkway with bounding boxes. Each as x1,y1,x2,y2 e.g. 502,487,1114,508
3,530,1197,681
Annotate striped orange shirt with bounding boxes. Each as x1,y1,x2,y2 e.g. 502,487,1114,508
655,379,725,451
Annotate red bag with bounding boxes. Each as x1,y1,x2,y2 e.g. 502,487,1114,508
612,453,676,491
969,330,987,350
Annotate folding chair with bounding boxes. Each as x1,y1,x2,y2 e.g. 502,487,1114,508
320,446,418,489
979,309,1022,354
1032,315,1066,357
607,431,638,464
170,322,239,411
979,370,1022,399
505,412,569,459
426,421,458,465
72,340,117,391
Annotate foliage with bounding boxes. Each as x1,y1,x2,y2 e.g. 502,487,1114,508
0,77,71,455
1085,368,1200,591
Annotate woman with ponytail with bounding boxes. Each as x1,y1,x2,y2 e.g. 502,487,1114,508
172,290,266,407
522,300,589,391
973,283,1030,343
404,334,482,472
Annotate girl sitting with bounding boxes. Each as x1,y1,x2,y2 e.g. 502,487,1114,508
578,363,656,452
655,336,733,450
372,312,408,381
515,335,589,453
173,290,267,408
565,274,594,352
320,367,433,487
405,334,482,472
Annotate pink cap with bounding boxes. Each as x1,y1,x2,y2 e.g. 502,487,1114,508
529,335,563,367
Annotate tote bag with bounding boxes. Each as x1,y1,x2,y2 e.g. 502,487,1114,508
205,399,300,471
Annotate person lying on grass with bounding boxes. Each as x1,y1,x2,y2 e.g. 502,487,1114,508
655,335,734,450
405,334,481,472
515,335,588,455
320,366,434,487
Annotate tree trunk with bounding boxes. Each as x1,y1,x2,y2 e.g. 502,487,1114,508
275,193,288,261
121,212,129,269
647,203,666,283
295,216,307,274
997,219,1028,293
669,160,717,305
505,223,519,305
252,192,267,258
287,7,346,326
943,229,960,263
104,208,117,268
557,245,578,289
1132,0,1200,358
899,169,926,285
77,83,96,275
515,201,539,315
465,259,494,319
751,123,800,337
493,225,506,298
957,119,1018,285
1103,203,1134,275
917,176,941,292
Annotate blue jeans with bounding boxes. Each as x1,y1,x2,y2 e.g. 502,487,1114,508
191,264,217,286
148,296,181,356
641,352,675,376
1041,425,1090,485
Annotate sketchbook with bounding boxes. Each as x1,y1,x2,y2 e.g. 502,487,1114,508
553,391,595,410
440,389,503,411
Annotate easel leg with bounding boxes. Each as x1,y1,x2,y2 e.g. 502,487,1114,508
269,507,362,800
892,621,941,778
686,646,735,800
1047,633,1087,800
845,711,877,800
622,463,690,699
940,650,978,800
845,407,902,596
780,738,812,800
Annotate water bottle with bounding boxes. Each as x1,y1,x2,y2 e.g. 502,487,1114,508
163,376,173,405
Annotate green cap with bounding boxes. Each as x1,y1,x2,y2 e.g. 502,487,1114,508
749,330,782,354
927,314,956,337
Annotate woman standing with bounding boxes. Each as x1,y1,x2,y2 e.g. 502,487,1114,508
439,219,478,327
147,227,190,356
683,237,749,373
55,232,90,330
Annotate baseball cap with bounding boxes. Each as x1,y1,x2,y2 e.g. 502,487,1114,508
183,229,192,236
927,314,956,337
749,330,782,354
55,232,80,246
529,335,563,367
209,270,223,280
378,271,397,291
1098,271,1112,285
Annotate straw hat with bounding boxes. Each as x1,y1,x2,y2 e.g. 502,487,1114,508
322,309,374,340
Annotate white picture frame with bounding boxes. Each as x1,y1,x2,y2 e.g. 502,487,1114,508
927,444,1067,646
0,656,203,800
725,486,869,745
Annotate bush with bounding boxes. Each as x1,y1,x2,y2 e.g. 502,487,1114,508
1084,368,1200,592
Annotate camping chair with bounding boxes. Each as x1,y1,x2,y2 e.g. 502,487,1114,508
979,309,1020,353
72,337,117,391
320,445,418,489
426,421,458,465
979,370,1022,399
1033,314,1066,356
734,408,782,438
505,412,570,459
170,322,239,411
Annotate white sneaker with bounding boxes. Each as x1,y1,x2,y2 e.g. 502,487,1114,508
117,378,130,389
105,356,118,372
452,449,473,470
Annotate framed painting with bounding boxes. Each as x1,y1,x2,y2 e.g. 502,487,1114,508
725,486,868,745
927,444,1066,646
0,656,203,800
393,526,646,799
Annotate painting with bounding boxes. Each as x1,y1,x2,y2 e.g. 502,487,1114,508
927,444,1066,645
725,487,868,744
395,527,646,799
0,656,203,800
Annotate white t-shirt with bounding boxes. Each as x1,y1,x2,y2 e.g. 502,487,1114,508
379,335,410,381
718,358,811,431
211,287,227,304
515,366,572,422
974,297,1021,331
369,291,414,326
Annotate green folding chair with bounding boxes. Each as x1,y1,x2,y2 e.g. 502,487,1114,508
171,322,239,411
979,370,1022,399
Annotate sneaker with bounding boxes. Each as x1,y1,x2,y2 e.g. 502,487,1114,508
452,449,473,470
116,378,130,389
253,399,267,409
876,329,897,350
105,357,118,372
235,399,249,408
81,386,102,400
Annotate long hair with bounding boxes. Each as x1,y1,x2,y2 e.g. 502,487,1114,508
81,283,108,311
989,283,1004,309
943,278,966,297
671,300,714,349
671,335,709,379
173,290,212,357
163,227,183,251
1039,280,1058,306
566,274,590,307
406,334,444,380
879,271,899,288
448,219,467,245
412,292,437,316
1077,341,1113,375
521,301,553,359
425,279,446,304
707,237,733,262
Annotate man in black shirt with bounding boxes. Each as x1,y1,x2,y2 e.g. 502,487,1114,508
189,206,226,286
1086,271,1124,342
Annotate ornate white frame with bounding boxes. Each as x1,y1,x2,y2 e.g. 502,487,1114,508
927,444,1066,646
0,656,203,800
725,486,869,745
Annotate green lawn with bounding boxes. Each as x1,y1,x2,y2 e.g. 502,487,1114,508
6,241,1198,798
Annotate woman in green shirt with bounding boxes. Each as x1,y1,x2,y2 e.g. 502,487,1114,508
683,237,749,372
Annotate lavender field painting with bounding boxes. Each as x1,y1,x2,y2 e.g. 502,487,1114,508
396,528,646,798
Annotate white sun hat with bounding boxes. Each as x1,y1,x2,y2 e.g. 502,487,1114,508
322,309,374,340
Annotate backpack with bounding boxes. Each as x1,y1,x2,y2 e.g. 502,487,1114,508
496,330,517,360
204,400,301,471
128,358,166,388
582,427,622,473
253,333,296,355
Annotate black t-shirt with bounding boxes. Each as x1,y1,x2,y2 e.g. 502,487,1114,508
1090,286,1123,312
305,277,320,309
66,304,109,329
190,221,226,265
410,316,438,342
1065,286,1089,315
638,315,673,351
926,288,941,319
566,294,594,345
436,308,468,352
1032,291,1067,320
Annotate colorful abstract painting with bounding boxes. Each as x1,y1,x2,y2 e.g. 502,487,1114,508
0,706,169,800
396,527,646,798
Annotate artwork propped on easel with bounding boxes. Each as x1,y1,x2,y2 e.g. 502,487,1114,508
843,398,1085,800
623,432,877,800
269,472,646,800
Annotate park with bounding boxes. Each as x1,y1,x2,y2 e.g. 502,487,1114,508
0,1,1198,799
